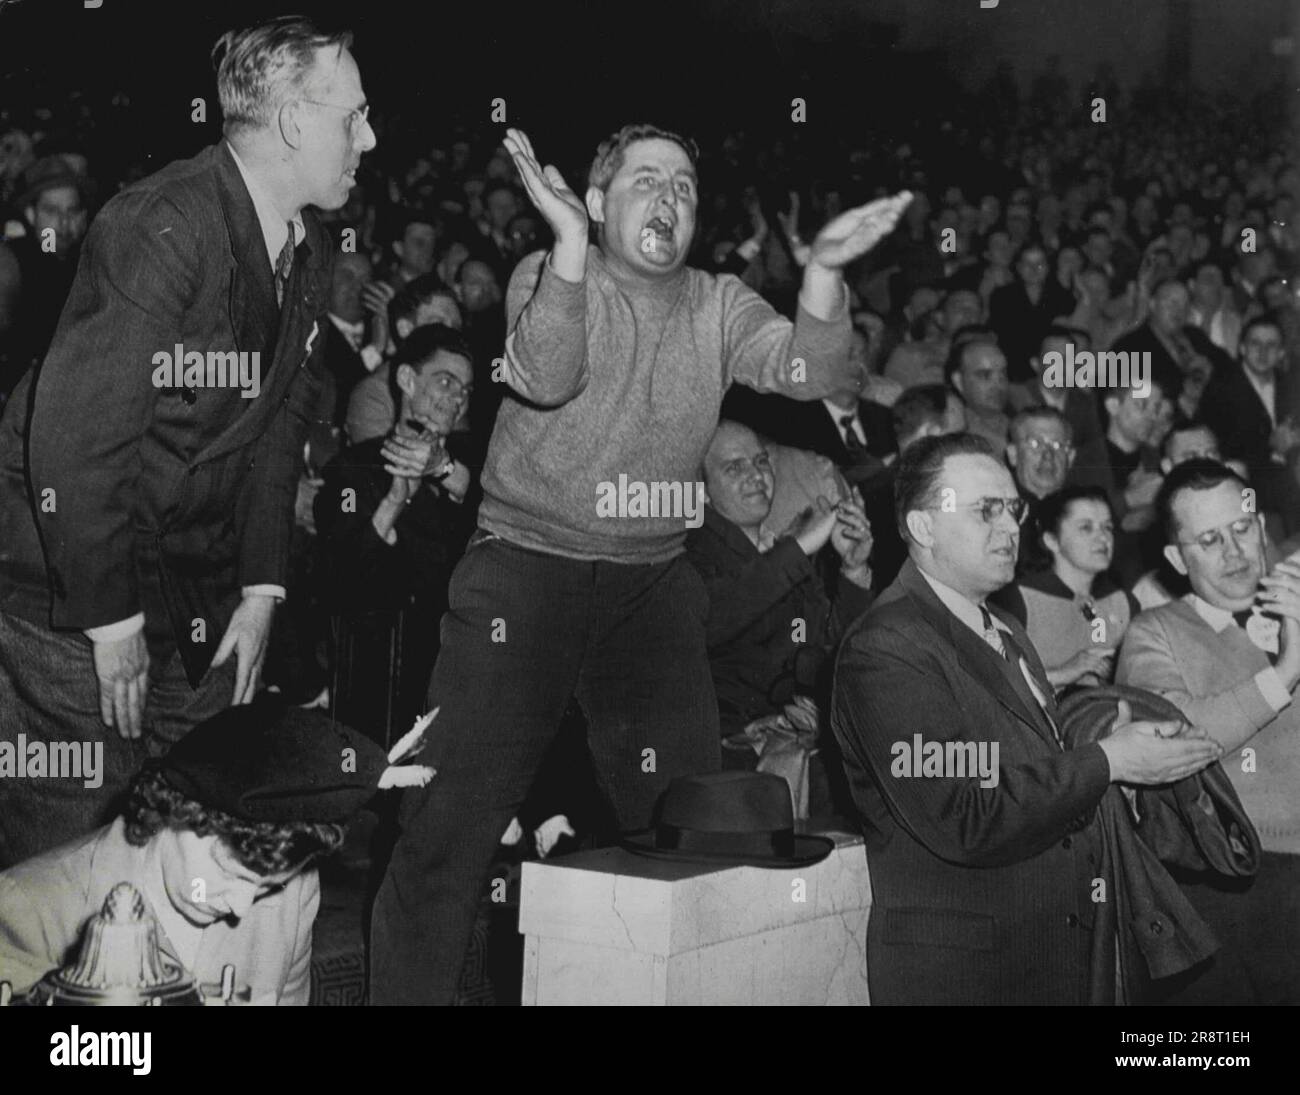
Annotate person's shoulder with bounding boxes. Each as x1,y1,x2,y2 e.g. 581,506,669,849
105,145,224,220
1127,596,1196,641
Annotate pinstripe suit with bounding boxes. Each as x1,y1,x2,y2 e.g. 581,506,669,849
831,559,1113,1004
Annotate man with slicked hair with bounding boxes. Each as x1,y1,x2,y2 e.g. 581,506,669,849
0,16,376,866
371,122,912,1003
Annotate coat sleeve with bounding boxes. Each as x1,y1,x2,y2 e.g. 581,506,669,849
719,274,855,401
279,870,320,1006
832,622,1112,868
30,193,199,628
0,873,70,994
1116,612,1290,753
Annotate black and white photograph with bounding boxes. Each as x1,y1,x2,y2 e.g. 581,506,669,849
0,0,1294,1066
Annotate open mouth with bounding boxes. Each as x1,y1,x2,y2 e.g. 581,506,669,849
645,214,676,242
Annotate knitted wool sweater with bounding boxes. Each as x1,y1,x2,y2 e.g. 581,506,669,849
478,247,854,563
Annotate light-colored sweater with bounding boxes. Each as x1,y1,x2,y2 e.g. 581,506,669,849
478,247,853,563
1117,596,1300,855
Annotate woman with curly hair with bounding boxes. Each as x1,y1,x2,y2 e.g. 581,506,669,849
0,703,431,1004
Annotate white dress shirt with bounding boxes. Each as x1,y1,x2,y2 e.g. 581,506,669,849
822,399,867,449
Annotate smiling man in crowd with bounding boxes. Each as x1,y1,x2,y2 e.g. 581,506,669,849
370,122,912,1004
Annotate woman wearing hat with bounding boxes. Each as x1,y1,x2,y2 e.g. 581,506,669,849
0,704,431,1005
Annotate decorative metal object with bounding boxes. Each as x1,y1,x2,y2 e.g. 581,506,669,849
1,881,248,1006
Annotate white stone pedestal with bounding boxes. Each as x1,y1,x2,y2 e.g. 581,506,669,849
519,831,871,1006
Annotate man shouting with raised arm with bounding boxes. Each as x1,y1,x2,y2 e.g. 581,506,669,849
371,123,910,1003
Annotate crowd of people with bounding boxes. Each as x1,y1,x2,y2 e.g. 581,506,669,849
0,14,1297,1006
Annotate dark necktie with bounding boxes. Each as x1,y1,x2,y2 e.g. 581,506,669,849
274,222,295,308
839,413,870,464
1232,608,1280,666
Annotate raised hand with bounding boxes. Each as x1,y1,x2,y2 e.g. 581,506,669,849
808,192,913,271
502,128,587,245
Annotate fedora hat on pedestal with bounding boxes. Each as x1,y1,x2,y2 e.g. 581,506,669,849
621,771,834,868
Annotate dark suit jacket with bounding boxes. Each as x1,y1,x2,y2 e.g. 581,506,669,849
1200,362,1278,480
685,506,871,736
989,280,1076,382
830,559,1114,1005
0,143,332,685
721,386,896,468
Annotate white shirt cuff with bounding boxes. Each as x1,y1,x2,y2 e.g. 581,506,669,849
736,237,763,263
361,345,384,372
85,614,145,643
1255,667,1291,712
242,585,286,603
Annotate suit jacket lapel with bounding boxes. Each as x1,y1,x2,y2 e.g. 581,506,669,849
215,143,278,362
898,562,1059,748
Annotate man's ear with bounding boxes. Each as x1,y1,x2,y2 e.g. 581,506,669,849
395,317,413,341
392,240,405,261
278,100,304,151
395,362,417,397
951,373,966,399
1006,443,1019,466
1160,456,1173,476
1103,395,1119,418
904,508,934,549
585,186,605,226
1163,542,1189,576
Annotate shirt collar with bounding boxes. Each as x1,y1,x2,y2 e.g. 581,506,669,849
918,567,1005,637
226,142,304,271
1187,592,1236,633
328,313,364,337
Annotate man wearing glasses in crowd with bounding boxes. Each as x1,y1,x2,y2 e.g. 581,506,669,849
831,433,1222,1004
1119,459,1300,1003
0,16,375,865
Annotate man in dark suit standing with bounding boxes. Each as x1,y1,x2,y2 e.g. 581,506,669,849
830,433,1222,1004
0,16,375,866
1201,314,1297,512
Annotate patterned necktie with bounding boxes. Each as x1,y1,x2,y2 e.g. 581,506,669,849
839,413,870,464
274,222,296,307
980,605,1063,746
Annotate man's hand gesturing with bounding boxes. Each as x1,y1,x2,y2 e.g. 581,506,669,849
503,128,587,282
808,191,913,271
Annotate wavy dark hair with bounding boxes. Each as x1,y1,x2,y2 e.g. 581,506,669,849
122,768,345,877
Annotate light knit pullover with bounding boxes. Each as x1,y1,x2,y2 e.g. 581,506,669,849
479,246,854,562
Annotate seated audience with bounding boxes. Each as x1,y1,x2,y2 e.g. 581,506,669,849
995,486,1135,693
946,329,1011,460
1201,313,1298,511
315,325,478,733
686,421,873,784
1005,406,1074,571
346,278,464,445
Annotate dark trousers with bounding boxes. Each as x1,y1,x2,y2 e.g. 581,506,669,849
0,608,236,867
368,533,720,1004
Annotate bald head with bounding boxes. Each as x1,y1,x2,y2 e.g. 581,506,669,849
703,420,774,534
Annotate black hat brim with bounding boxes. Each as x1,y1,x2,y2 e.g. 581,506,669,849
619,830,834,869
